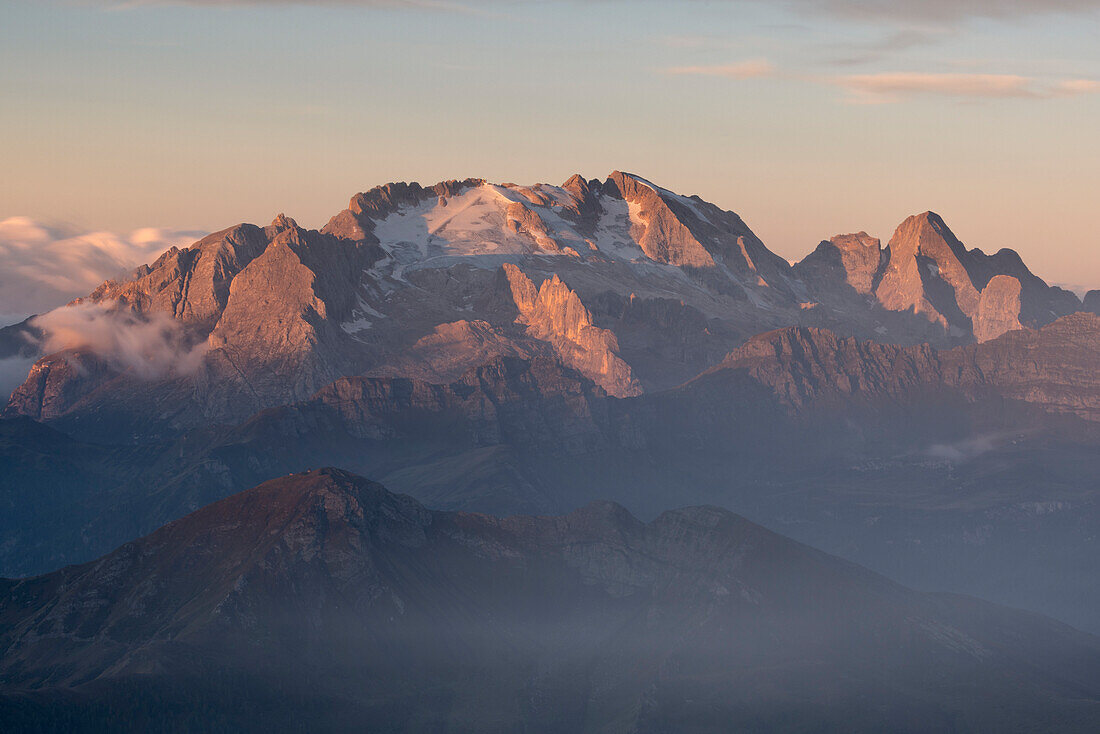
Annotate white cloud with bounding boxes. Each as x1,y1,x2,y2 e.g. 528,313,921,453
31,301,210,380
664,59,775,79
0,217,204,324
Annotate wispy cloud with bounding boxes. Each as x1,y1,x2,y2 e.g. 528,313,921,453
925,433,1002,462
91,0,1100,18
658,34,731,50
664,59,775,79
99,0,487,12
790,0,1100,24
1052,78,1100,94
833,72,1100,102
0,217,204,324
837,72,1036,102
658,63,1100,104
31,301,211,380
822,28,950,66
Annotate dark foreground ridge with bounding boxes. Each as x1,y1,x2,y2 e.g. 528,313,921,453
2,469,1099,733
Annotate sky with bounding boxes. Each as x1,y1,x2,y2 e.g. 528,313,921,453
2,0,1099,291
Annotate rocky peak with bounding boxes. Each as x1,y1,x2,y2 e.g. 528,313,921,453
345,178,485,221
268,213,298,234
603,171,717,268
192,467,426,534
876,212,980,332
249,468,433,545
795,232,883,296
559,173,603,234
601,171,794,298
82,223,272,330
348,181,427,219
561,173,596,197
894,212,968,260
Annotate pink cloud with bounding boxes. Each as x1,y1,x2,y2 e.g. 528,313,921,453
834,72,1100,103
664,59,775,79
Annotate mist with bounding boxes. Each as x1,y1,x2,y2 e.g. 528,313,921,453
31,302,210,380
925,433,1002,462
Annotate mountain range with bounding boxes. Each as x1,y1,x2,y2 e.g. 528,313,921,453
3,172,1092,440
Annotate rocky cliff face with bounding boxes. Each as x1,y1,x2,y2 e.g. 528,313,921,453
974,274,1024,342
503,263,640,397
720,325,941,410
3,469,1098,733
603,171,717,268
721,312,1100,421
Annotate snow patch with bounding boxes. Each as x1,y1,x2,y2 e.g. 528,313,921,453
592,199,648,262
372,184,582,269
341,297,387,337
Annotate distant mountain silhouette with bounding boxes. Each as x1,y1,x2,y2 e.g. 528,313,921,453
3,469,1099,733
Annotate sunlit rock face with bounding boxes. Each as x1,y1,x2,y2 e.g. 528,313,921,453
974,274,1024,342
876,212,982,332
503,263,640,397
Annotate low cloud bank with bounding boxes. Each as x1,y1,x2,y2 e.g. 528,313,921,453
926,434,1002,462
0,217,204,323
31,302,210,380
664,59,774,79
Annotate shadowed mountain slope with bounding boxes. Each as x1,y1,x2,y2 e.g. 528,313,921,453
2,469,1099,733
3,317,1100,634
